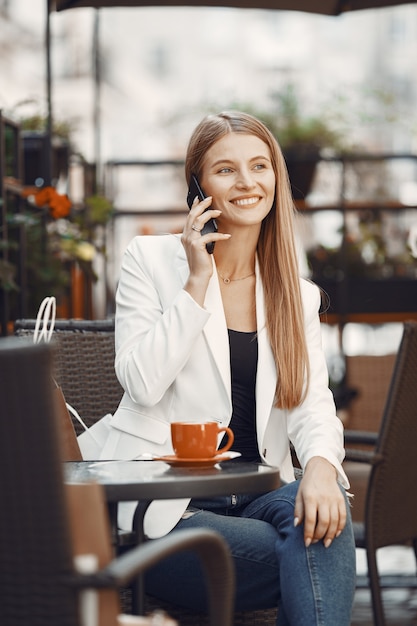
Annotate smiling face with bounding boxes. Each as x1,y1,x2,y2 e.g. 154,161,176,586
199,133,276,231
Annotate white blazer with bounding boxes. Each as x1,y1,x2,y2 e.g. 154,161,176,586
100,234,348,538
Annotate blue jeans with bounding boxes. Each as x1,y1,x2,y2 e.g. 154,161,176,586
144,480,356,626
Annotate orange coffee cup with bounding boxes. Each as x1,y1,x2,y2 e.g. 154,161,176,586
171,421,234,459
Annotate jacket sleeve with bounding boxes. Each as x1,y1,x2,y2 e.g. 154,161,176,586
114,236,210,407
287,281,349,488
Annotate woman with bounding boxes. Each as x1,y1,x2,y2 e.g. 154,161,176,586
102,111,356,625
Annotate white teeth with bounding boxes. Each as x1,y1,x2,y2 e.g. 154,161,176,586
234,197,259,206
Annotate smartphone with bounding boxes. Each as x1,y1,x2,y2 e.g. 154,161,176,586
186,174,218,254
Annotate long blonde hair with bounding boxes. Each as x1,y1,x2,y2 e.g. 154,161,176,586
185,111,309,409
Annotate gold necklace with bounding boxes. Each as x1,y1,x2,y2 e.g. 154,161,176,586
218,271,255,285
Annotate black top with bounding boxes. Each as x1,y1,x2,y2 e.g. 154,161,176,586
225,329,261,463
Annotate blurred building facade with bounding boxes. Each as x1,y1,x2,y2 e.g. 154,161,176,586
1,1,417,317
2,2,417,161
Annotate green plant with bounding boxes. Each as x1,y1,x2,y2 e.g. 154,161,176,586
18,113,74,143
4,191,114,317
82,194,114,234
12,99,78,145
1,104,115,316
45,194,114,271
307,214,415,281
237,84,347,155
224,85,350,199
274,87,344,152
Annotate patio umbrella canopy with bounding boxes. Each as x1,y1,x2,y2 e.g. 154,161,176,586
52,0,417,15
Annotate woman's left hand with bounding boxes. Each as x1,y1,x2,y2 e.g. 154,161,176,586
294,456,347,548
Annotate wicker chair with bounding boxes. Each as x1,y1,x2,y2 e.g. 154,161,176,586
344,322,417,626
13,319,278,625
14,319,124,434
0,338,235,626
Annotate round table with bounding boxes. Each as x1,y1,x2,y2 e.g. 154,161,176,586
64,459,280,614
64,458,281,501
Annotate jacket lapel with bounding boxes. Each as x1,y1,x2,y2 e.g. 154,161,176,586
202,263,232,398
176,247,231,398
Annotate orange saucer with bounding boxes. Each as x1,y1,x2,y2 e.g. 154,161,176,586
155,451,241,467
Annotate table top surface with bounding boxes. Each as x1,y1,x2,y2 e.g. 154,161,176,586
64,459,281,501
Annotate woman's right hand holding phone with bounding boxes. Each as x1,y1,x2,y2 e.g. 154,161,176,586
182,196,229,306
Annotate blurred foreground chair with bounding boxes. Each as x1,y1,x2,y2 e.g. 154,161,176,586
0,338,235,626
343,322,417,626
13,319,278,625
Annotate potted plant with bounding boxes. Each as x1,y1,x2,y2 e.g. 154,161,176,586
307,213,417,315
253,85,346,199
2,106,114,319
18,112,75,185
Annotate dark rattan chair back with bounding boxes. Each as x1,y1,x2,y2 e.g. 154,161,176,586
14,319,124,433
352,321,417,625
0,338,80,626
